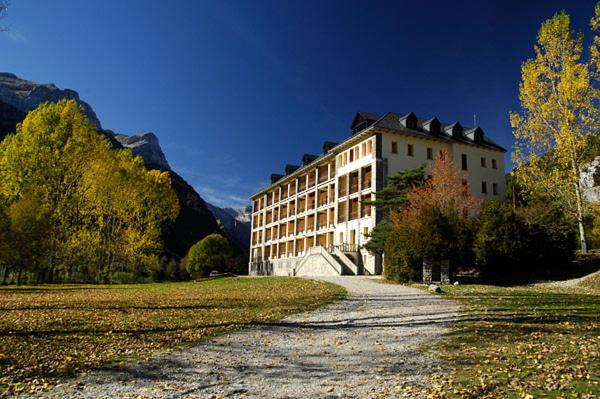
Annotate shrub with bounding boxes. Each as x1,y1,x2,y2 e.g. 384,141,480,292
110,271,140,284
383,227,421,282
185,234,233,277
474,201,529,282
518,201,576,275
474,200,576,283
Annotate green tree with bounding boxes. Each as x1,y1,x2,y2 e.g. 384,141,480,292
474,201,528,281
185,234,233,276
511,8,600,253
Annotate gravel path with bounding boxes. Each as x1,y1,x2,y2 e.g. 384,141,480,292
35,277,459,399
535,270,600,288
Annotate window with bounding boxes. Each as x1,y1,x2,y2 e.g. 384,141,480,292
391,141,398,154
492,159,497,169
349,149,354,162
493,183,498,195
427,147,433,160
363,227,369,238
461,154,468,170
481,157,487,167
439,150,446,160
407,144,414,157
482,181,487,194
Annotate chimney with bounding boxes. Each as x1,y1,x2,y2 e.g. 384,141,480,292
322,141,338,154
285,164,300,175
302,154,318,166
270,173,283,184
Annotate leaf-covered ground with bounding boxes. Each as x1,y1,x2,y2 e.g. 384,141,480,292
0,277,345,397
421,283,599,398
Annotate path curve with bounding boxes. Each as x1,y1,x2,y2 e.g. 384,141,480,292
38,277,459,399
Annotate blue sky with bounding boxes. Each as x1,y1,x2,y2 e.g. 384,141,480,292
1,0,597,208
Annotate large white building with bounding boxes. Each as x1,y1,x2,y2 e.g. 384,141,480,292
249,111,506,276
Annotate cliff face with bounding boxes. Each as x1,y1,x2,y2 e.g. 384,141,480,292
0,72,101,128
114,132,170,171
0,72,228,261
581,156,600,203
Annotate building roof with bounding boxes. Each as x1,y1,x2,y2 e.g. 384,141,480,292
371,112,506,152
251,111,506,199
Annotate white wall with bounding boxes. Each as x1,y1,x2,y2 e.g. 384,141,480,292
380,132,506,201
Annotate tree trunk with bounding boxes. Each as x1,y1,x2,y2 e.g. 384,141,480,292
1,266,9,285
575,180,588,254
17,268,22,286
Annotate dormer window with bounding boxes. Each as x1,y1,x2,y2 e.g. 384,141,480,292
466,127,485,142
445,122,463,138
423,117,440,134
400,112,417,130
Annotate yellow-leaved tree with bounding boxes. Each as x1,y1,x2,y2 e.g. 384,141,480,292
0,99,179,283
511,8,600,253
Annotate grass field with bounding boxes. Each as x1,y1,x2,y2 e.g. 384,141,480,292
0,277,346,396
422,281,600,398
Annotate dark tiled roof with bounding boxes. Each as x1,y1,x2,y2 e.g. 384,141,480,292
370,112,506,152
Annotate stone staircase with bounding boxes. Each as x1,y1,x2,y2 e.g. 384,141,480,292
293,245,361,276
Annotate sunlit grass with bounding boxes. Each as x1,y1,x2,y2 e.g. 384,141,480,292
422,284,600,398
0,277,346,396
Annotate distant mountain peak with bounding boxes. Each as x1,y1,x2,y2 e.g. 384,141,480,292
113,132,170,171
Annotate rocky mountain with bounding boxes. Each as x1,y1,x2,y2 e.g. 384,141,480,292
206,204,252,254
0,72,101,127
581,156,600,203
0,72,233,262
113,132,170,170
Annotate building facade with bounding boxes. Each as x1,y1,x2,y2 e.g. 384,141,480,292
249,111,506,276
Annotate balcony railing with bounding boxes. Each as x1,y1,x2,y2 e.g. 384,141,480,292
325,243,358,253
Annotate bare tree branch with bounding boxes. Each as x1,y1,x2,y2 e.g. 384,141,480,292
0,0,9,32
